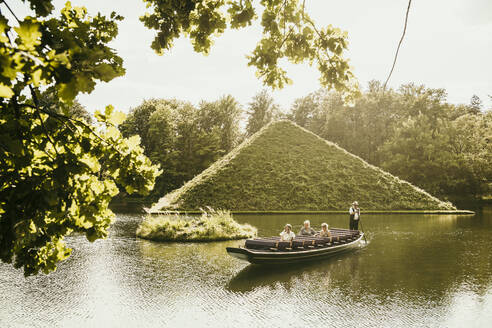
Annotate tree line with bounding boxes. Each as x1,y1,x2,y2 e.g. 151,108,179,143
120,82,491,204
288,81,491,204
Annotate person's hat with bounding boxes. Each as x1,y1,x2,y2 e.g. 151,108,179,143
352,201,359,205
321,222,329,228
285,223,292,229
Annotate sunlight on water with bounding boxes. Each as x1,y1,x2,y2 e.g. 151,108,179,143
1,210,491,327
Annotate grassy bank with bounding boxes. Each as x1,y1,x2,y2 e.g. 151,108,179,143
136,209,257,242
150,121,454,212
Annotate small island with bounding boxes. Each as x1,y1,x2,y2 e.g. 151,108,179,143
136,209,257,242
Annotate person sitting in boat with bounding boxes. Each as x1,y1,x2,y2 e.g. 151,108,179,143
317,223,331,237
299,220,316,236
280,224,295,241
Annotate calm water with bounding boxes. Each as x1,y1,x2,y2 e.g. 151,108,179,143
1,208,491,328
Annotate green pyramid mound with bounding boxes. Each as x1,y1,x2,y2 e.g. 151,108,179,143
150,120,455,212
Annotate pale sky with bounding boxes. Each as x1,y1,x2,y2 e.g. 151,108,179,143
9,0,492,112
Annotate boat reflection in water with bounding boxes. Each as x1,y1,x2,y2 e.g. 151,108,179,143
227,248,366,293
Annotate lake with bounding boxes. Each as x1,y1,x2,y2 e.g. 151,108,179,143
1,208,491,327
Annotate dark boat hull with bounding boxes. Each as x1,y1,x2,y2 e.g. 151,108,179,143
227,233,364,264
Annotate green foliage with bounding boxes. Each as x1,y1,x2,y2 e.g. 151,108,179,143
150,120,454,212
288,81,492,202
120,96,242,198
136,209,257,241
289,81,403,164
21,0,55,17
0,2,124,104
198,95,243,152
140,0,358,99
0,1,160,276
380,112,492,201
37,86,94,123
246,89,280,136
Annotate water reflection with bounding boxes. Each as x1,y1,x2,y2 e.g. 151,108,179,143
227,250,364,293
229,213,492,306
0,210,491,328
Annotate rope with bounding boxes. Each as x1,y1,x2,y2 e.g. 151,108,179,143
383,0,412,90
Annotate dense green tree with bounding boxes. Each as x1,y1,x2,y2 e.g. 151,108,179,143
246,89,280,136
146,105,178,193
379,112,491,201
121,99,195,195
289,81,404,164
340,81,404,164
198,95,242,152
289,90,323,129
121,96,243,198
446,113,491,198
379,114,454,197
119,99,162,149
173,102,223,183
0,2,160,276
120,98,188,156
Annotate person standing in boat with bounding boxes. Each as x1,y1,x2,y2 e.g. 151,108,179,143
299,220,316,236
280,224,295,241
349,201,360,230
317,223,331,237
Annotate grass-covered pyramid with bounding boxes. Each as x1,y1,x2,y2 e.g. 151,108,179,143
150,120,455,212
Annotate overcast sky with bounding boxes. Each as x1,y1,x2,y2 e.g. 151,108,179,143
10,0,492,112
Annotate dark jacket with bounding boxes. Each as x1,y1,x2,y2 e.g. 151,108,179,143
349,206,360,219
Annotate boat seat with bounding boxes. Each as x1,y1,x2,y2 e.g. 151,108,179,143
244,229,360,250
245,239,293,250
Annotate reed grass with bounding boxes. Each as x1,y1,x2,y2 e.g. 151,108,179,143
136,209,257,242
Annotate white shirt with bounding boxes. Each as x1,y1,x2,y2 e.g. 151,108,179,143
280,230,295,241
350,207,360,220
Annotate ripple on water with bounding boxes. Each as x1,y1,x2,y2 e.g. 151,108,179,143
1,211,491,327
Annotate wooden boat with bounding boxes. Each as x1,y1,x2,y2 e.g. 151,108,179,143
226,228,364,264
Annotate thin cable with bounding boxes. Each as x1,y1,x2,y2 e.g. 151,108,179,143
383,0,412,90
1,0,21,23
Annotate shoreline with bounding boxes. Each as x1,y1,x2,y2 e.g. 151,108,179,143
147,209,475,215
